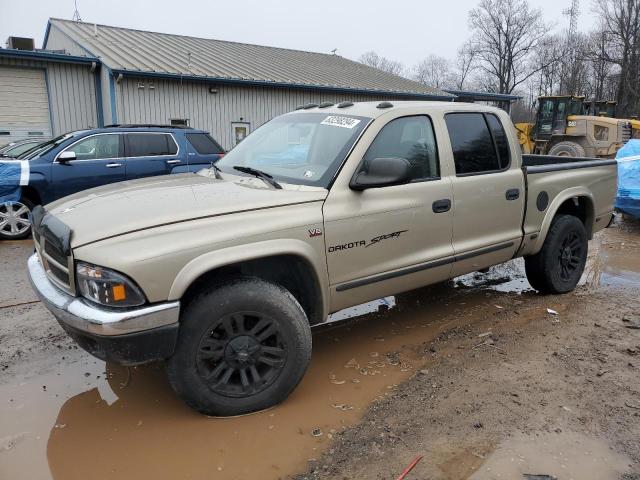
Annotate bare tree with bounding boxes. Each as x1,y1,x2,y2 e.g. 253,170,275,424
594,0,640,116
454,42,476,90
358,51,406,77
467,0,554,94
413,54,455,89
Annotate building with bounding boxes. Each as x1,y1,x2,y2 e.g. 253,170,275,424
0,46,101,143
0,19,454,149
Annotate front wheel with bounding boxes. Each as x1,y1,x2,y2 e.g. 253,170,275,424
0,198,34,240
167,277,312,416
524,215,588,294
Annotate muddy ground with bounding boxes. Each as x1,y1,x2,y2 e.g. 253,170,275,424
1,219,639,480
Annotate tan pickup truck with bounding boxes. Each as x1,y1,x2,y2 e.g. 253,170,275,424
28,101,617,416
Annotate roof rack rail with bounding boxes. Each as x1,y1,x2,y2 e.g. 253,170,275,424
104,124,193,129
318,102,334,109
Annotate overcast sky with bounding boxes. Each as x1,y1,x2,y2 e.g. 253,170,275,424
0,0,598,67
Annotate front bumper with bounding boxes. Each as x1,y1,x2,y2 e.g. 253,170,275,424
28,253,180,364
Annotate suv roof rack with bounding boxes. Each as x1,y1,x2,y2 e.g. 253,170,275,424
103,124,193,129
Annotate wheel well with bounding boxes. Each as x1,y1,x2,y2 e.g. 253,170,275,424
555,196,594,238
180,255,324,326
20,186,41,205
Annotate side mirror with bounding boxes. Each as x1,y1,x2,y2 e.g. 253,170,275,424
350,157,412,191
57,151,77,163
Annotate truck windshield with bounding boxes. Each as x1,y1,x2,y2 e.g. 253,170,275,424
215,112,371,188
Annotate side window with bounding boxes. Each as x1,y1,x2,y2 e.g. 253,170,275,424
186,133,224,154
127,134,178,157
445,113,501,175
65,135,121,160
485,114,510,169
363,116,439,181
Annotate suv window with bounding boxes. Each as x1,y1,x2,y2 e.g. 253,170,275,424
186,133,224,155
445,113,502,175
64,134,121,160
127,133,178,157
363,116,439,181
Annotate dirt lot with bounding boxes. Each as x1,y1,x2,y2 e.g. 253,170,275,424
1,219,639,480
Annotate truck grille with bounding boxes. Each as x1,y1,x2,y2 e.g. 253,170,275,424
32,228,75,295
621,122,632,142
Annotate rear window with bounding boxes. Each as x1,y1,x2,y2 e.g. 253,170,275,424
127,133,178,157
186,133,224,155
445,113,502,175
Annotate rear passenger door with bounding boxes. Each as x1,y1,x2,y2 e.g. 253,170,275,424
124,132,180,180
445,112,525,276
185,132,225,171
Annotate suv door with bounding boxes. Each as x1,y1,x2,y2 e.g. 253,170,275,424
444,112,525,276
124,132,180,180
184,132,225,171
51,133,125,198
323,115,455,311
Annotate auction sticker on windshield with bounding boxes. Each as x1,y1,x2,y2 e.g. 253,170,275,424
320,116,361,129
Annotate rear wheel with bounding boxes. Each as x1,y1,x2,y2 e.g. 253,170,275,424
524,215,588,294
548,141,586,157
167,277,312,416
0,198,34,240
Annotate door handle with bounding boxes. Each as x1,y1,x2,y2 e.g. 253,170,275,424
432,199,452,213
166,159,181,165
106,163,122,168
505,188,520,200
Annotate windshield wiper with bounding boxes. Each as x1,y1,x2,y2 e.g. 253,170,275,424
210,162,223,180
233,166,282,189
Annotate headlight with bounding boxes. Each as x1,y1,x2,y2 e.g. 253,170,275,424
76,262,146,308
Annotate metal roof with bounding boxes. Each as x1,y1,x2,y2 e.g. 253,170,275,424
47,18,453,99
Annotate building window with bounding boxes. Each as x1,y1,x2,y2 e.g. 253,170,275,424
232,122,251,146
170,118,189,127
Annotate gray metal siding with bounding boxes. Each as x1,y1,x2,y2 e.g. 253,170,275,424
116,77,396,150
0,56,97,136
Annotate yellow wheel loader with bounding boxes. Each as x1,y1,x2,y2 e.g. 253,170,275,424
515,95,633,157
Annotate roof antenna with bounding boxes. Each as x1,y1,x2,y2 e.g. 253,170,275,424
331,48,338,55
72,0,82,21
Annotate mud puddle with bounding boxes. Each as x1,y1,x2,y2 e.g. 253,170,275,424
583,226,640,290
468,431,630,480
1,284,514,480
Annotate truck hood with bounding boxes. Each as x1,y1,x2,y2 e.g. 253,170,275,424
45,173,328,247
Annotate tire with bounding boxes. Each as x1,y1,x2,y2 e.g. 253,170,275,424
166,277,312,416
548,141,586,157
0,197,34,240
524,215,588,294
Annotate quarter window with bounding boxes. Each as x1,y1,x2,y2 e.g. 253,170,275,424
186,133,224,154
485,114,510,169
363,116,439,181
445,113,502,175
127,134,178,157
64,134,121,160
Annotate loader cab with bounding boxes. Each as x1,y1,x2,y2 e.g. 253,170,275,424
534,96,585,139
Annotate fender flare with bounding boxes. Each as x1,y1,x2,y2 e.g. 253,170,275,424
167,238,329,320
530,186,595,254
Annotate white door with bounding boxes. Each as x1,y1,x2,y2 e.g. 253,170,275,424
0,67,52,144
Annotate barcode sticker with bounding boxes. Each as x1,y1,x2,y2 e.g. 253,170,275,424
320,116,361,129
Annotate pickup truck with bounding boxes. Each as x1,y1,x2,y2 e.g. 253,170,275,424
27,102,617,416
0,125,224,240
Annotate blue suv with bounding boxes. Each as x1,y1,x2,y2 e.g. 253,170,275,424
0,125,224,239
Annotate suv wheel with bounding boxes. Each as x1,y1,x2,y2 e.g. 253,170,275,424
0,198,34,240
167,277,312,416
524,215,588,294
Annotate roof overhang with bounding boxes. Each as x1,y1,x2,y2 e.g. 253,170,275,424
0,48,100,66
111,69,456,101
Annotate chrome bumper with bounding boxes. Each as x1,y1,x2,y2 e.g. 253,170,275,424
28,253,180,336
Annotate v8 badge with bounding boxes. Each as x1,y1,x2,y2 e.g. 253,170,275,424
308,227,323,237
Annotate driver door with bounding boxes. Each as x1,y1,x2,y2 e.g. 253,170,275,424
52,133,125,198
323,115,455,311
